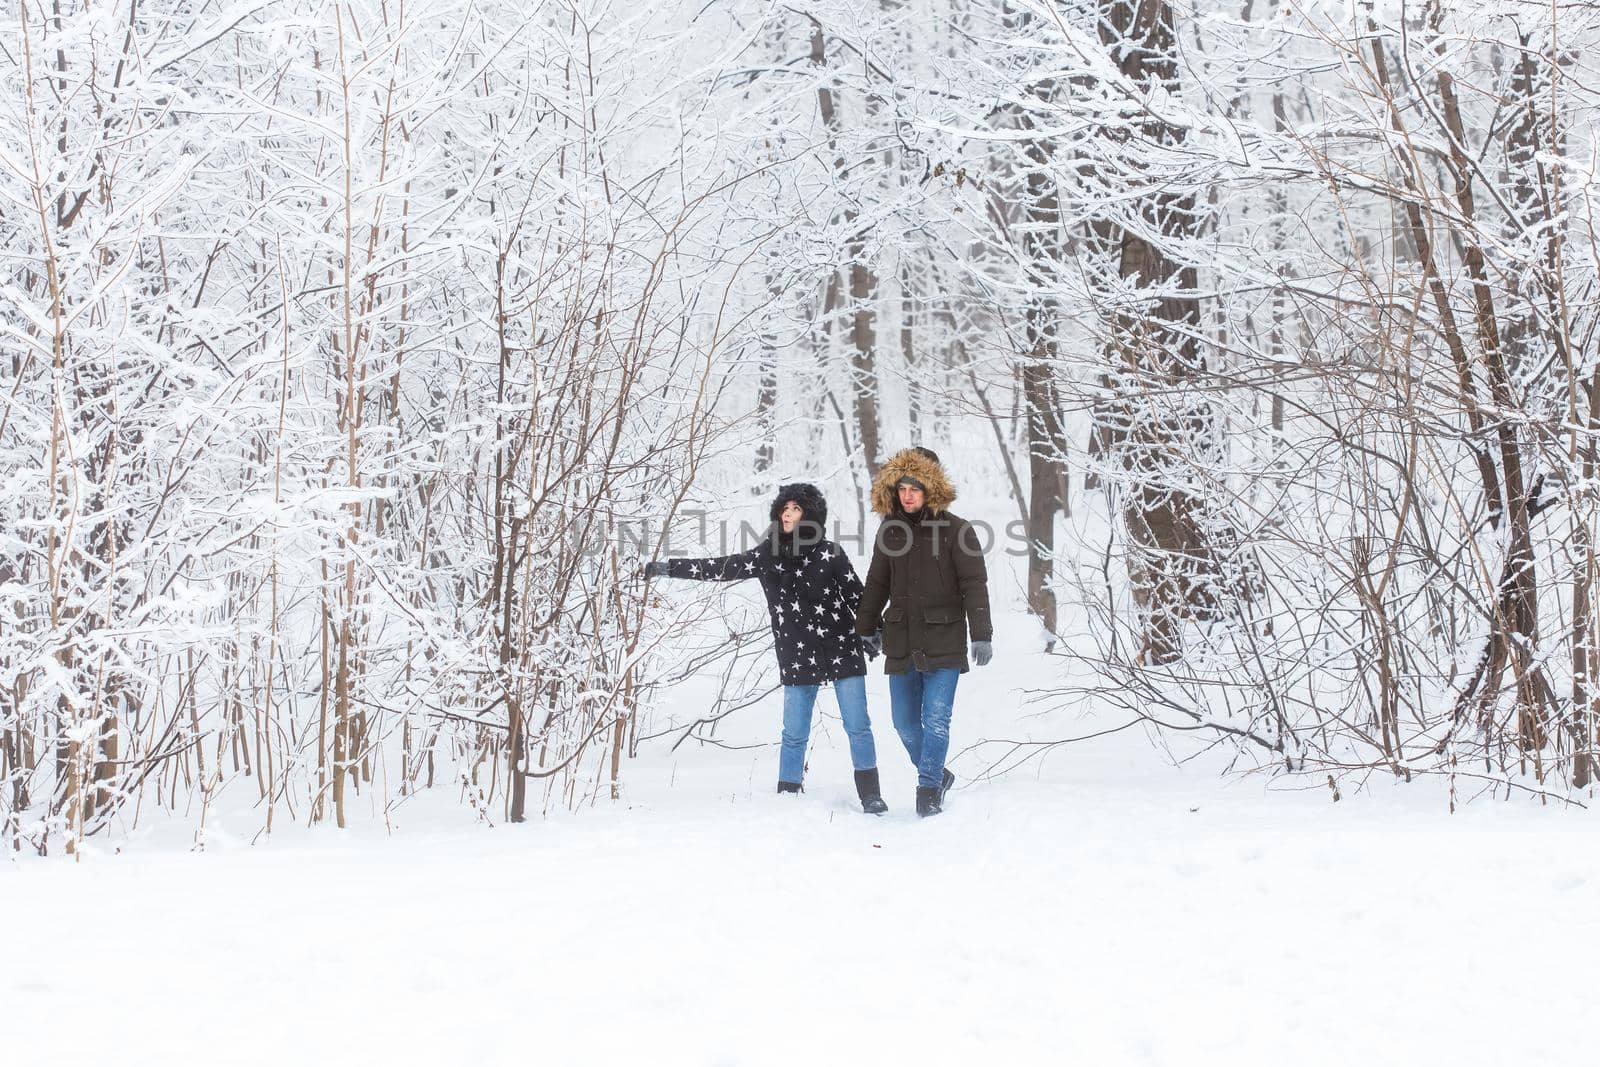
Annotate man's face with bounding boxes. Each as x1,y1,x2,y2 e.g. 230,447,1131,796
897,484,925,513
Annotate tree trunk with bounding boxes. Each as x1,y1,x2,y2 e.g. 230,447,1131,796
812,23,881,480
753,277,780,481
1097,0,1218,664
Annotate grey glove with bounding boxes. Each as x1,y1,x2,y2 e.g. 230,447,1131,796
861,631,883,658
971,640,993,667
644,561,671,579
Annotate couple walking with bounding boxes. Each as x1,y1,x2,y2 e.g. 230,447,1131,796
646,448,993,817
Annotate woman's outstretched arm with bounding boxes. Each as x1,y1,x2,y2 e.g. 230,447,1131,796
661,545,765,582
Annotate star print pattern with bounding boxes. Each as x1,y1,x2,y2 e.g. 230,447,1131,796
665,537,871,685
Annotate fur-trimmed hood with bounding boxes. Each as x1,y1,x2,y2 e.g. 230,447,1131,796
770,482,828,534
870,448,957,516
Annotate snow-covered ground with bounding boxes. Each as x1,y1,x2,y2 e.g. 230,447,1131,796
10,746,1598,1065
8,506,1600,1065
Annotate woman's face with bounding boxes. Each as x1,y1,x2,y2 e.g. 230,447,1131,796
897,483,926,513
780,501,803,533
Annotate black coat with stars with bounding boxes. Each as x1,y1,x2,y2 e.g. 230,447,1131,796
667,535,871,686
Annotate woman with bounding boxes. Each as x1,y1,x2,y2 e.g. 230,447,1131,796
854,447,993,817
645,484,888,813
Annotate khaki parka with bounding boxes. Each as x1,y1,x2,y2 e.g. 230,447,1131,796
855,449,993,674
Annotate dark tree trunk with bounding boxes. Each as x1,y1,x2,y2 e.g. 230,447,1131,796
1095,0,1219,664
812,23,881,481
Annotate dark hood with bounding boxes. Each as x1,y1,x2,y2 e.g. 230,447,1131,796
767,482,828,554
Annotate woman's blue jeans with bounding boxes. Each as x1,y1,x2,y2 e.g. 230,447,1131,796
887,667,961,789
779,674,876,785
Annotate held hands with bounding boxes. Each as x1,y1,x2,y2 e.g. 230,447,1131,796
971,641,993,667
861,631,883,659
644,561,670,579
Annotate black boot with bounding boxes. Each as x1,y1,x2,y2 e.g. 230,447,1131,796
777,781,802,794
916,785,942,817
853,768,888,815
939,768,955,805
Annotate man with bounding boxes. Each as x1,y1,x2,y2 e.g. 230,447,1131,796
855,447,993,816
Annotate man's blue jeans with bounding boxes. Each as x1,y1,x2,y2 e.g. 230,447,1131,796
887,668,960,789
779,674,877,785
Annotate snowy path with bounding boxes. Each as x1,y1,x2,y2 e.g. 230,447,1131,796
9,758,1600,1065
9,528,1600,1065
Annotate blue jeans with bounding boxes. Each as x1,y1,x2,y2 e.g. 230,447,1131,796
888,668,960,789
779,674,876,785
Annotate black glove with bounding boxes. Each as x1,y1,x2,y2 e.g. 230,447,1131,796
861,631,883,658
971,640,993,667
644,561,671,579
